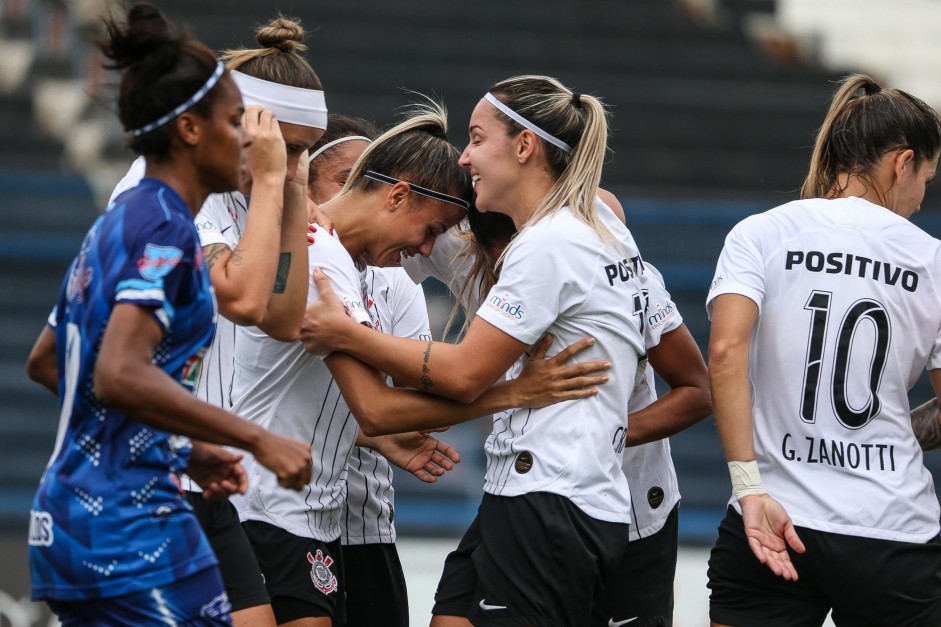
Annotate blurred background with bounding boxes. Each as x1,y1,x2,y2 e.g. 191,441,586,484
3,0,941,624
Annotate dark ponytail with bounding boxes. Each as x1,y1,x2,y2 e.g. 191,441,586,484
98,2,222,159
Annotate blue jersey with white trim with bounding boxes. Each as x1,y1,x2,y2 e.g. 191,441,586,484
29,179,219,601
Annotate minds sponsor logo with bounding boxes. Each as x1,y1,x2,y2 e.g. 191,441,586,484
28,510,54,547
710,273,725,292
487,293,524,320
647,300,676,330
341,296,367,315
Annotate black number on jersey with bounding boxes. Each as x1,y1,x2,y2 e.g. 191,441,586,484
633,289,648,359
801,290,890,429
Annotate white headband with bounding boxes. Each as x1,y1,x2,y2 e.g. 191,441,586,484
484,92,572,154
308,135,372,164
232,71,327,129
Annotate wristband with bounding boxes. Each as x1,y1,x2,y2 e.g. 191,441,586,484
728,460,768,500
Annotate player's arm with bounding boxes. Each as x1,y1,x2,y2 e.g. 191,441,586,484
627,323,710,446
203,107,299,339
324,334,608,436
305,267,544,403
257,150,311,340
710,293,804,580
910,369,941,451
26,324,58,394
94,303,312,490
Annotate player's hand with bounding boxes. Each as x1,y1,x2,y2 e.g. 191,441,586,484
299,267,354,355
374,431,461,483
288,149,309,188
252,432,312,491
510,334,610,408
739,493,805,581
243,105,287,186
306,198,335,240
187,441,248,499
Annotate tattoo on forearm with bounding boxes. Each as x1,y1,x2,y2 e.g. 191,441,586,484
421,340,434,391
229,247,244,267
203,243,229,271
911,398,941,451
273,252,291,294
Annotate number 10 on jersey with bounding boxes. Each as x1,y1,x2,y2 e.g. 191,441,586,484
801,290,890,429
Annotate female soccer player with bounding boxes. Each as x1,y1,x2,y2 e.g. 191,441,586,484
233,95,610,626
307,114,417,627
105,15,326,627
400,193,710,627
707,74,941,627
302,75,648,626
25,4,311,625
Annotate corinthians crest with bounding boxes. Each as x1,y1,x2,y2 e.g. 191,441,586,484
307,550,338,595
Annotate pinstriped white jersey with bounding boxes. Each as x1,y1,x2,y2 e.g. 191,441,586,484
111,158,249,493
229,230,371,542
708,196,941,542
341,267,431,546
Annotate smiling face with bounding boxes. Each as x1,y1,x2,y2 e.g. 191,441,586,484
460,98,522,215
364,191,465,267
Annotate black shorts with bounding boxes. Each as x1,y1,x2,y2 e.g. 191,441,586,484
341,542,408,627
708,506,941,627
186,492,269,613
433,492,630,627
591,503,679,627
242,520,346,625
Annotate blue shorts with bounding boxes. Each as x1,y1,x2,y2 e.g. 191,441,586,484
47,567,231,626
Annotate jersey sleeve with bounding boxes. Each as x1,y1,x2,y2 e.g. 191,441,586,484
193,194,232,249
114,213,197,333
641,262,683,349
389,271,432,340
307,236,371,326
706,215,767,319
475,226,570,345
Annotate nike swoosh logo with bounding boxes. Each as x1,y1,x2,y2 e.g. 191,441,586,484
608,618,638,627
220,225,234,234
479,599,507,611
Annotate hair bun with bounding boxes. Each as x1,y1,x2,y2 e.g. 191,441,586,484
255,17,306,54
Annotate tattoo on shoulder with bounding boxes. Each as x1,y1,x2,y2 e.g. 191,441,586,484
911,398,941,451
421,340,434,391
202,243,230,271
273,252,291,294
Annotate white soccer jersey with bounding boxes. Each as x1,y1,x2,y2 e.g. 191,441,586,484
341,266,431,546
477,202,646,524
229,230,371,542
707,196,941,543
625,263,682,540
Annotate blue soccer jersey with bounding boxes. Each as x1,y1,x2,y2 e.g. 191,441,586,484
29,179,220,601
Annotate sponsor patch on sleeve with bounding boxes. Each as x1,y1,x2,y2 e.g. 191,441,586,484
137,244,183,281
